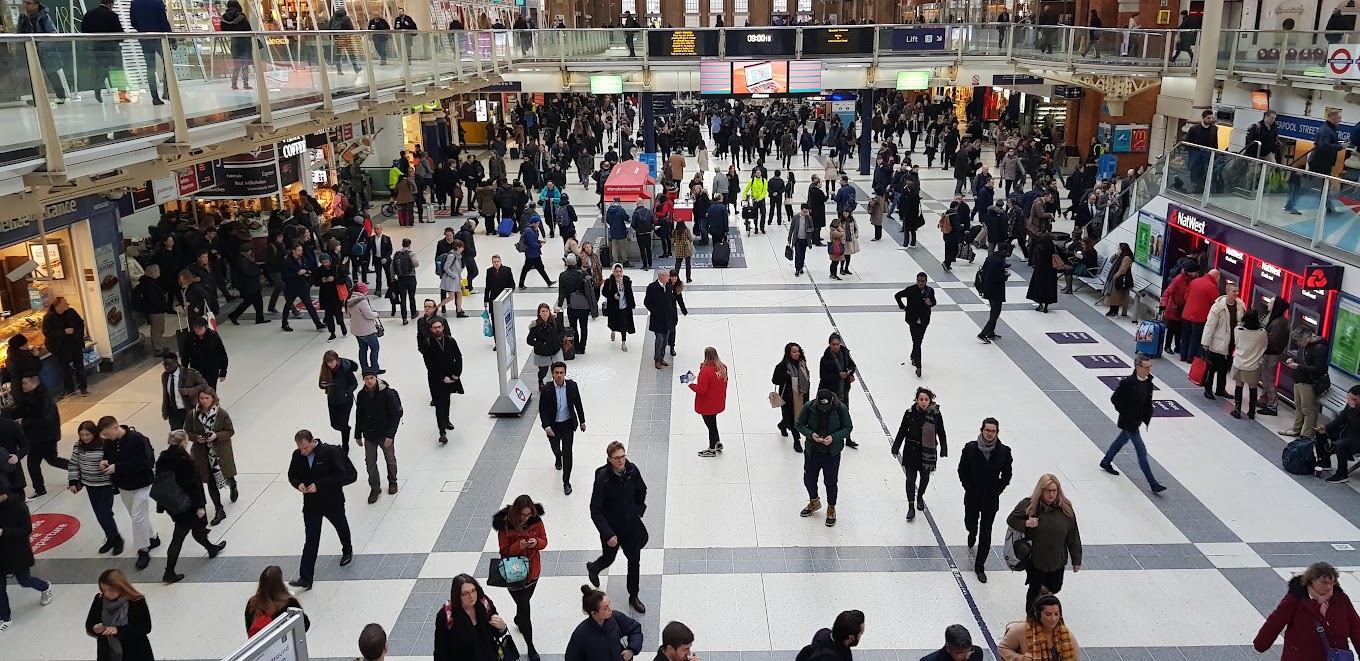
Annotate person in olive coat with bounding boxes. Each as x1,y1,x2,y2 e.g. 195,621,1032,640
957,417,1012,583
1006,474,1082,610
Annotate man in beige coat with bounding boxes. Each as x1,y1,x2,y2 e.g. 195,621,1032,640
1201,280,1241,400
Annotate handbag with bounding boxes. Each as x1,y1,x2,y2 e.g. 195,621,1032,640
149,470,193,515
461,277,472,297
768,391,785,408
937,214,952,234
486,556,530,589
1050,253,1066,270
785,244,795,261
374,317,385,338
1314,618,1356,661
1115,270,1134,290
483,311,494,338
497,633,522,661
335,282,350,301
1188,356,1208,386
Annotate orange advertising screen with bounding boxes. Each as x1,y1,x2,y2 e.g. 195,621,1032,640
732,61,789,95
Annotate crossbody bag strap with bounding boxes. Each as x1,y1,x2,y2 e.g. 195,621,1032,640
1315,617,1336,652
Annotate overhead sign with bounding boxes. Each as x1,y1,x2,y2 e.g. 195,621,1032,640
993,74,1044,86
896,70,930,90
651,92,676,116
647,29,719,57
1272,113,1354,144
724,29,796,57
1304,264,1344,291
279,138,307,159
1130,126,1150,153
802,27,873,55
590,75,623,94
890,27,948,52
1327,44,1360,81
1053,85,1085,99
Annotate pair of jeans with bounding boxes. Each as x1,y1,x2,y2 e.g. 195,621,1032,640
119,486,156,552
803,451,841,506
548,421,575,485
887,191,902,218
86,484,122,543
793,238,809,273
1202,350,1230,395
1179,322,1205,362
637,236,653,268
323,307,348,337
363,437,397,487
519,258,552,287
394,276,418,320
702,414,720,449
0,570,49,620
1103,428,1161,487
356,333,381,371
653,329,670,361
282,291,322,328
299,503,353,583
963,497,998,572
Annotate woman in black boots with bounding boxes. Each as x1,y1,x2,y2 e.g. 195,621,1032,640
892,387,948,521
773,342,812,453
155,430,226,584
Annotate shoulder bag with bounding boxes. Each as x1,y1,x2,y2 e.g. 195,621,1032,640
150,470,193,515
937,213,952,234
768,391,785,408
1314,618,1356,661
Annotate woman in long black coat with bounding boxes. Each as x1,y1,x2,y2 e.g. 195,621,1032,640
85,569,154,661
1026,233,1060,312
817,332,859,448
155,430,225,583
600,264,636,352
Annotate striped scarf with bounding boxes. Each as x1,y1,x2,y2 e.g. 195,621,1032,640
1025,622,1077,661
197,405,218,433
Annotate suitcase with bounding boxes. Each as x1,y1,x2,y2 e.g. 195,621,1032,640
510,147,521,160
599,242,612,268
712,240,731,268
497,217,515,237
1188,356,1208,386
1135,319,1165,358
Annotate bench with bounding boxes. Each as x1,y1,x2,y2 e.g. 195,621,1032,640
1075,248,1115,292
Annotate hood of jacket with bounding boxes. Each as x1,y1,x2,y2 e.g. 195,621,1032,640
492,502,545,531
1288,574,1348,601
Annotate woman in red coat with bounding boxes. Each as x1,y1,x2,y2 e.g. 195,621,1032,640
690,346,729,458
1255,562,1360,661
493,495,547,661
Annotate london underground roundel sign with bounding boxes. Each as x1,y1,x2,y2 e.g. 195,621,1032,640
1330,47,1354,76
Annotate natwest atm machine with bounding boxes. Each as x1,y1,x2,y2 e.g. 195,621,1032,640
1164,203,1342,403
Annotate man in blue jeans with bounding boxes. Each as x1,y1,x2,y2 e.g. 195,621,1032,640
1100,354,1168,493
128,0,171,105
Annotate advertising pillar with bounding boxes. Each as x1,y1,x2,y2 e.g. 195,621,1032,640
489,290,531,416
641,91,655,154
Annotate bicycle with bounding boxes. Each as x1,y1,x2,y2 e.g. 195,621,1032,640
379,201,397,218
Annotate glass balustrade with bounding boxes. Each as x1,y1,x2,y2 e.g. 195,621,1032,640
1,38,43,160
51,35,176,151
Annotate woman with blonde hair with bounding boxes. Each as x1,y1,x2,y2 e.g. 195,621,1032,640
183,386,237,525
998,594,1080,661
318,350,359,452
244,565,310,637
690,347,729,457
86,569,154,660
1006,473,1082,609
155,430,227,584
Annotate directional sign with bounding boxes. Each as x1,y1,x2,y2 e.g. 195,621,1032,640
1074,354,1130,369
1047,332,1097,344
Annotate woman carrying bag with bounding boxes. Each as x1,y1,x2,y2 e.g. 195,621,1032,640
526,303,565,385
434,574,510,661
772,342,812,454
600,264,636,353
1007,474,1083,610
154,430,227,584
493,495,547,661
244,566,310,637
1254,561,1360,661
319,350,360,452
183,387,238,526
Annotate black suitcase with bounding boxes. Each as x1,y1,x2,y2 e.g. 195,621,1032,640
712,240,731,268
510,147,521,160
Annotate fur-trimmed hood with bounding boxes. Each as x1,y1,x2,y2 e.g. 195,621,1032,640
492,502,545,531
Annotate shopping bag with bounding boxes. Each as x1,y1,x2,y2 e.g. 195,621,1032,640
1188,356,1208,386
482,311,494,338
461,277,471,297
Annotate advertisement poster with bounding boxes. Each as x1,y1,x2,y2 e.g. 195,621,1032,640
733,61,789,94
1133,211,1165,274
94,244,129,346
1332,295,1360,377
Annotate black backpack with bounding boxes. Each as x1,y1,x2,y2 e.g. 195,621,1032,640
329,443,359,486
392,249,415,277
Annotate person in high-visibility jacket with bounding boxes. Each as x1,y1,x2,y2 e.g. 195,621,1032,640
741,167,769,235
387,158,406,195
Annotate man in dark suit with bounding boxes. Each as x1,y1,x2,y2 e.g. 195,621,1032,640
288,429,353,589
1072,192,1104,240
977,244,1010,343
643,269,677,370
160,352,207,431
368,223,394,297
419,319,462,444
894,272,935,377
539,362,586,495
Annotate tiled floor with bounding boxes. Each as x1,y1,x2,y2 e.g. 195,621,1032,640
6,131,1332,661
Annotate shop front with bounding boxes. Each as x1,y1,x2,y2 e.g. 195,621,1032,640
0,195,141,401
1164,202,1342,399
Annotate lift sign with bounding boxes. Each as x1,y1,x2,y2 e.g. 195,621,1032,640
1304,265,1344,291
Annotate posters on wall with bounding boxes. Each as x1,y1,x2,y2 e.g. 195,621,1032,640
94,244,129,347
1332,295,1360,377
1134,211,1165,274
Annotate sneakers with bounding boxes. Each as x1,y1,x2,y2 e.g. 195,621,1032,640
135,550,151,570
0,620,9,633
800,498,822,517
1327,473,1350,484
825,506,837,527
697,448,717,457
40,588,53,606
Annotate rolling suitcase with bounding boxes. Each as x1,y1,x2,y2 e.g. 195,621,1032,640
1135,318,1165,358
510,147,521,160
497,216,515,237
712,240,731,268
557,312,577,361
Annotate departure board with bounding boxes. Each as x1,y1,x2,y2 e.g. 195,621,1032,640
647,30,720,58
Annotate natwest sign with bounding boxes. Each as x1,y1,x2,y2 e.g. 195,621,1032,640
1170,206,1207,234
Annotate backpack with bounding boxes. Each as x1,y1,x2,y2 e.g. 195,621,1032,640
331,443,359,486
392,249,415,277
516,230,529,253
556,205,574,235
631,205,654,232
974,267,985,294
1282,438,1317,476
350,239,367,258
247,610,274,638
434,252,448,276
130,281,152,313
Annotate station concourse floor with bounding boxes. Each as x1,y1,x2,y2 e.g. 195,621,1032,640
5,133,1348,661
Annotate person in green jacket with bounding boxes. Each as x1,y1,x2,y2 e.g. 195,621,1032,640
1006,473,1082,610
741,167,770,235
796,388,853,527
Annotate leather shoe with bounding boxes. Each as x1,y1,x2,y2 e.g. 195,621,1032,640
208,541,227,558
976,569,988,583
368,488,381,504
564,483,572,495
586,562,600,588
340,552,353,567
555,458,563,470
628,596,647,614
388,483,398,495
288,579,313,589
135,550,151,570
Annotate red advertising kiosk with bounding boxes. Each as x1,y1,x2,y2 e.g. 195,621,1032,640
602,160,656,210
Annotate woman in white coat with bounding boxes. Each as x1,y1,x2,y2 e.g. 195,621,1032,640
438,239,468,318
1230,308,1268,419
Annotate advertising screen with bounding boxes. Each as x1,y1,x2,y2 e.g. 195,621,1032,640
724,29,797,57
801,27,873,55
896,70,930,90
700,61,732,95
647,30,720,58
787,60,822,93
1333,295,1360,376
590,75,623,94
733,61,788,94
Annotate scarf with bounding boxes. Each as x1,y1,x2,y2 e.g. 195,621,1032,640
102,596,130,627
977,433,996,461
919,404,940,470
197,405,219,432
1025,622,1077,661
1310,586,1334,617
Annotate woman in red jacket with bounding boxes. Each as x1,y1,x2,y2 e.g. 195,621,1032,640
1255,562,1360,661
493,495,547,661
1158,263,1198,357
691,346,729,458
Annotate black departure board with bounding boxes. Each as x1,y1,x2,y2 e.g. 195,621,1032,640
647,30,720,58
801,27,873,55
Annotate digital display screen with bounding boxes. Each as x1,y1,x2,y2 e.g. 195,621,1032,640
734,61,788,94
647,30,720,57
896,71,930,90
703,60,820,95
590,75,623,94
700,61,732,95
801,27,873,55
724,29,796,57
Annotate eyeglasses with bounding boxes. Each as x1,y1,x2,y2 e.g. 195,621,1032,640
609,454,627,461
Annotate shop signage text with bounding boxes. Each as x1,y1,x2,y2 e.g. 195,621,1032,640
1270,114,1354,144
993,75,1044,86
280,138,307,159
890,27,947,52
1259,262,1283,280
1172,208,1207,234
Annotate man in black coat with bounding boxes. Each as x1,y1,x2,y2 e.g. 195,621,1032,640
355,370,402,503
643,269,677,370
227,247,267,324
919,625,983,661
97,417,160,569
41,297,87,396
1100,354,1166,493
977,244,1010,343
1244,110,1280,162
0,488,52,619
419,320,461,444
586,441,649,614
287,429,353,589
182,317,228,389
281,243,325,332
0,415,29,495
942,195,971,271
14,377,67,497
894,272,935,376
956,417,1012,583
539,362,586,495
367,224,394,297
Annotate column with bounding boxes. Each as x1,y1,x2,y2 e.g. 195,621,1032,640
700,0,710,26
858,88,873,175
1193,0,1225,109
748,0,772,24
662,0,685,27
642,92,656,154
